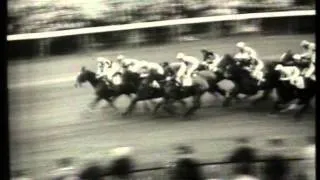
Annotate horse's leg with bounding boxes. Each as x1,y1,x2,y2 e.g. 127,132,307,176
251,88,272,105
184,94,202,117
122,97,139,116
104,97,119,111
89,96,102,109
270,98,289,115
143,101,152,112
163,99,178,115
152,99,165,115
177,99,188,109
294,98,312,120
222,86,239,107
208,85,226,100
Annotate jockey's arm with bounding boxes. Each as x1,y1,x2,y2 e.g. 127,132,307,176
279,67,292,81
185,56,200,76
292,67,301,78
304,63,315,78
246,47,258,60
176,63,187,78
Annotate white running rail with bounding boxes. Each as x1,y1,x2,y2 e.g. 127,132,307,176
7,10,315,41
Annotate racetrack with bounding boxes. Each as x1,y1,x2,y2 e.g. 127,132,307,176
9,34,315,179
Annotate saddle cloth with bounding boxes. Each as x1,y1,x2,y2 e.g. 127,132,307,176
290,76,305,89
181,76,193,86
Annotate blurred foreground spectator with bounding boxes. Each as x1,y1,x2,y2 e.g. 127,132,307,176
107,147,135,180
79,162,103,180
262,138,290,180
227,138,257,176
168,145,204,180
11,169,33,180
295,136,315,180
49,157,78,180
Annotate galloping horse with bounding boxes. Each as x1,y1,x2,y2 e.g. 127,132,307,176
216,54,282,107
75,67,121,110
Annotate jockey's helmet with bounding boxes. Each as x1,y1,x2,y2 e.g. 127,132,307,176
117,55,124,61
293,54,302,61
109,147,133,158
176,52,185,60
274,64,284,71
236,42,246,49
300,40,309,48
201,48,208,53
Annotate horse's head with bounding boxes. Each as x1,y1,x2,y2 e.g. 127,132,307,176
201,49,214,61
216,54,235,72
75,66,98,87
280,50,295,65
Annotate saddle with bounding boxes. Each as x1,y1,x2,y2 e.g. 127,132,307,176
181,76,193,87
290,76,305,89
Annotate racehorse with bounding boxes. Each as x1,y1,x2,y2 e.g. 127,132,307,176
152,71,212,117
121,69,186,116
216,54,283,107
279,50,310,69
271,73,316,119
75,66,121,110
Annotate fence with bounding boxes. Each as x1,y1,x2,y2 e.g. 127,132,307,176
7,10,315,59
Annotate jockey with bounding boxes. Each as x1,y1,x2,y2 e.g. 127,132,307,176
175,52,200,85
116,55,144,74
275,64,304,88
299,40,315,62
140,62,165,88
302,43,316,81
234,42,265,83
96,57,112,80
201,49,221,72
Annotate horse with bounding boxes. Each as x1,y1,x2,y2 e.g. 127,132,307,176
216,54,283,107
279,50,310,69
121,69,179,116
271,76,316,120
75,66,121,110
152,72,212,117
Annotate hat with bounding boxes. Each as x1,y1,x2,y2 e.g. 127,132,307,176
274,64,283,71
176,52,185,59
109,147,133,158
117,55,124,60
236,42,246,48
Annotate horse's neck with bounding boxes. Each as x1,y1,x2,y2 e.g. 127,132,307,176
88,73,100,87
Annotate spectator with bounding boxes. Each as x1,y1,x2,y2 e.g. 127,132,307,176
227,138,257,176
11,169,33,180
107,147,135,180
296,136,315,180
49,157,78,180
168,145,204,180
79,163,103,180
262,138,290,180
206,165,223,180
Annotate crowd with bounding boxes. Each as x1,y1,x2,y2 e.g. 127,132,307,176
7,0,314,34
11,136,315,180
